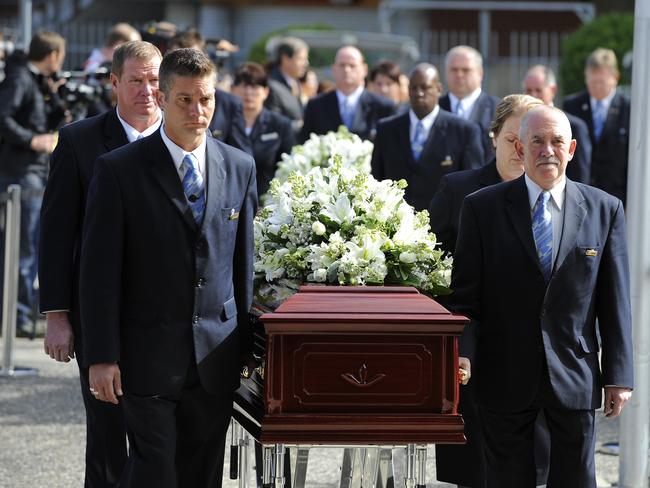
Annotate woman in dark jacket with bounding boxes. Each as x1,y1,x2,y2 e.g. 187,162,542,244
231,62,294,198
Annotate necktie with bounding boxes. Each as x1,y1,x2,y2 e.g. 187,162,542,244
532,191,553,282
411,120,425,161
181,153,205,225
341,98,354,129
593,100,605,142
136,134,144,140
455,101,465,118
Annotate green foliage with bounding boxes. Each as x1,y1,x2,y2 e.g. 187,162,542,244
560,13,634,96
248,24,336,67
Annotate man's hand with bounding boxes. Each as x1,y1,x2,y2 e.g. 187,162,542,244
604,386,632,418
89,363,123,405
44,311,74,362
30,133,57,154
459,356,471,385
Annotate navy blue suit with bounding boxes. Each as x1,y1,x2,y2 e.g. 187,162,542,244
565,112,591,184
39,108,130,488
450,176,633,486
439,91,500,159
563,91,630,204
371,109,485,211
210,88,252,155
80,130,257,487
299,89,395,142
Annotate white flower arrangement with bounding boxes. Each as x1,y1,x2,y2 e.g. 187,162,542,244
273,126,373,183
254,156,452,304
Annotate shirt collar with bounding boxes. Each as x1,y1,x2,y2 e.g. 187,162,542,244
448,87,482,114
159,124,207,176
408,105,440,135
116,107,162,143
590,88,616,113
524,173,566,211
336,86,364,108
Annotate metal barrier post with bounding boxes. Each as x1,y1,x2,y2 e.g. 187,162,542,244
0,185,37,377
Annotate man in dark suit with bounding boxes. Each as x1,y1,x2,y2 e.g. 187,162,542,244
452,105,633,487
371,63,484,211
523,64,591,184
439,45,500,158
0,31,66,332
39,40,162,487
299,45,394,142
80,48,256,488
563,48,630,204
265,36,309,133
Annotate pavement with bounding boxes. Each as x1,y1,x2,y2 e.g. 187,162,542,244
0,335,627,488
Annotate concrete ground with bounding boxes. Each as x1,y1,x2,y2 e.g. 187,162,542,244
0,337,629,487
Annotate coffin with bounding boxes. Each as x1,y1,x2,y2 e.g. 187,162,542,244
234,285,469,445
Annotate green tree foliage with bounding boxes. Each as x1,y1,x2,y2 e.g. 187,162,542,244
560,13,633,96
248,24,336,67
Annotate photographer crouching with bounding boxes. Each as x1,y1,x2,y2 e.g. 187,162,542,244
0,31,66,334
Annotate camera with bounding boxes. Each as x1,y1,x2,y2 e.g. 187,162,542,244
54,65,113,121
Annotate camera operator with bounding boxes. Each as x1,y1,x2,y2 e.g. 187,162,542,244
0,30,65,334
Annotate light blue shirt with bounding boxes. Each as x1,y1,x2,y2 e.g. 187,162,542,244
525,174,566,267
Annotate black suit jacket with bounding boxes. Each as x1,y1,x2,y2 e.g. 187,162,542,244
248,108,294,197
39,109,130,361
429,159,501,255
566,112,591,184
0,53,51,176
439,91,500,159
299,89,395,142
451,176,633,412
209,88,252,154
79,131,257,396
265,67,303,124
563,90,630,203
371,110,485,211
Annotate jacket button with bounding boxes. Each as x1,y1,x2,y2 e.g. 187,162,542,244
540,308,546,317
196,278,205,288
192,314,200,324
195,239,204,250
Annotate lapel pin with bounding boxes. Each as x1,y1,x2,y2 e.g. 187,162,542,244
582,103,589,111
441,155,453,167
585,249,598,257
229,209,240,220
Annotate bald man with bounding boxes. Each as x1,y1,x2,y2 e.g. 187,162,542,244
450,105,632,487
299,45,394,142
523,64,591,185
371,63,484,211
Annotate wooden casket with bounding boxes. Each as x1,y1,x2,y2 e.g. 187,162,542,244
234,285,469,445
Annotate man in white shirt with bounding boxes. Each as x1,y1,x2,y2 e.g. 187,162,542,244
439,45,500,158
39,40,162,488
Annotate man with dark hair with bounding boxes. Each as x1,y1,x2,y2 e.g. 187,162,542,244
563,48,630,205
300,45,395,142
371,63,484,211
80,48,257,487
0,30,66,333
39,40,162,488
368,60,403,108
265,36,309,131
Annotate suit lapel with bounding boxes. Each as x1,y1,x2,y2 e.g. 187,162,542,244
420,111,447,162
202,137,226,230
554,180,587,273
602,93,622,139
250,108,268,142
439,94,451,112
326,91,343,128
505,177,541,271
103,109,129,152
147,131,197,232
398,114,416,168
352,91,370,135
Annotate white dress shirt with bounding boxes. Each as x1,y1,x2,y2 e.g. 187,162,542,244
116,107,162,142
448,88,482,120
408,106,440,142
336,86,364,118
160,125,207,183
525,174,566,267
589,89,616,118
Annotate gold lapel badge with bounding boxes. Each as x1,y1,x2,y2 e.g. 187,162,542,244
585,249,598,257
229,209,240,220
441,155,453,167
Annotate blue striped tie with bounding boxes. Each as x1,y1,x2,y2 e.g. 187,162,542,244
411,120,425,161
181,153,205,225
532,191,553,282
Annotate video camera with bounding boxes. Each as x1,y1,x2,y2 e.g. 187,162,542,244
54,65,113,121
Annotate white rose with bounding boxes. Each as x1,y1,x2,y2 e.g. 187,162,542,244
399,251,417,264
313,268,327,282
312,221,326,236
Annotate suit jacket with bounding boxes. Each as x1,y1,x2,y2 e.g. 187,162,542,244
429,159,501,255
299,89,395,142
265,67,303,124
450,176,633,412
563,90,630,203
371,109,485,211
248,108,294,197
209,88,252,154
566,112,591,184
439,91,500,159
39,109,130,361
79,130,257,397
0,52,51,176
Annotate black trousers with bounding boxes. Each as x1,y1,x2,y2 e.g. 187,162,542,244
78,365,128,488
119,362,233,488
479,371,596,488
